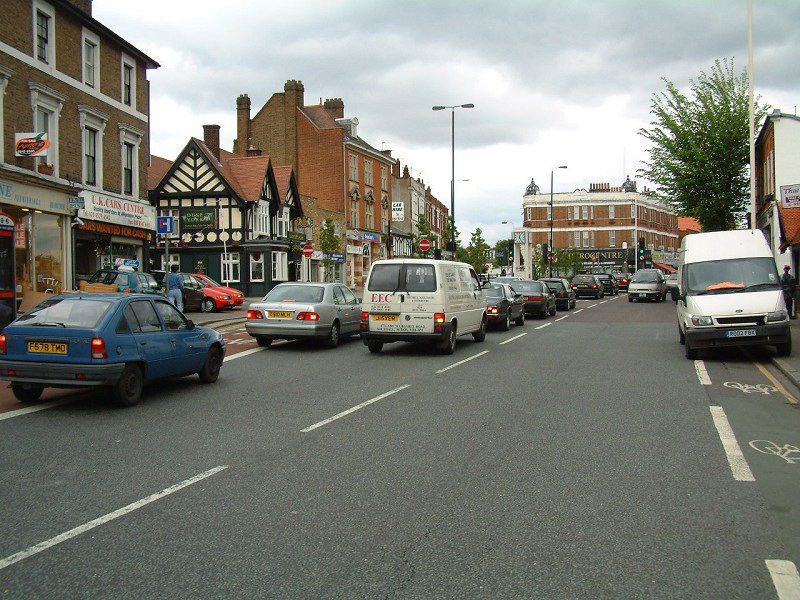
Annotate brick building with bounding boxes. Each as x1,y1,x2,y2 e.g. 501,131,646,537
233,80,396,288
0,0,158,320
513,177,678,278
389,162,448,257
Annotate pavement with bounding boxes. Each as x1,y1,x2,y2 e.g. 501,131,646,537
771,317,800,392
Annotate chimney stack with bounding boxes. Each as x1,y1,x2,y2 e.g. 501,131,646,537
203,124,221,160
323,98,345,119
234,94,251,156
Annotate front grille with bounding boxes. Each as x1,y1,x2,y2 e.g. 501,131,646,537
716,316,765,326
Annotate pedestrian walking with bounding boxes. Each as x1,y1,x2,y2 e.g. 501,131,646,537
167,264,184,312
781,265,796,318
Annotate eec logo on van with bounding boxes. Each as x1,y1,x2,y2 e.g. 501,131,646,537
371,293,393,303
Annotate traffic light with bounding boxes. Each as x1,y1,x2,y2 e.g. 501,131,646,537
637,237,646,265
507,239,514,264
542,242,549,261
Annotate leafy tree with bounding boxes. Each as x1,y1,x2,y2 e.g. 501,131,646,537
411,214,434,257
557,248,583,278
441,220,462,258
319,218,340,281
494,239,512,269
638,58,769,231
465,228,490,273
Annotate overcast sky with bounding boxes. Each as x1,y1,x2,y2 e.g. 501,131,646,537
94,0,800,246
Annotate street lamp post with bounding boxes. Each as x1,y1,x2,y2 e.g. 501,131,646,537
549,165,567,277
381,198,392,259
432,103,474,257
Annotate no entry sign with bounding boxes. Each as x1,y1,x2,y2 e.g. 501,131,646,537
303,244,314,258
419,239,431,252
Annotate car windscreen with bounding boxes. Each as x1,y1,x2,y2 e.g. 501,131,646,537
631,271,661,283
367,263,437,293
264,285,324,303
15,298,113,328
484,285,504,298
684,257,780,295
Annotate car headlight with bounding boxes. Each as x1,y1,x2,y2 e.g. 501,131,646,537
691,315,714,326
767,310,788,322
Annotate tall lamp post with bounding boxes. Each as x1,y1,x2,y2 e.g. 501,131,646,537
381,197,392,259
549,165,568,276
432,103,474,257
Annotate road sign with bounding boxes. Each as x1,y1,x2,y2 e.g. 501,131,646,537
157,216,174,235
303,244,314,258
548,252,554,262
68,196,84,210
419,239,431,252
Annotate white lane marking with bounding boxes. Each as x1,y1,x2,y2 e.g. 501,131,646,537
301,384,410,432
224,347,265,361
586,303,598,309
436,350,490,374
499,333,527,345
535,322,552,330
709,406,755,482
0,399,73,421
555,315,570,321
0,466,229,571
766,560,800,600
573,309,584,314
695,360,712,385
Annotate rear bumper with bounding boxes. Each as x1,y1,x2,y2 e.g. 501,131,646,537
686,322,791,349
245,321,328,340
360,322,451,345
0,360,125,387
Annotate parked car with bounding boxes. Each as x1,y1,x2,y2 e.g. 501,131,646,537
191,273,245,307
151,271,236,312
615,273,632,292
664,272,679,297
87,267,163,295
596,273,619,295
628,268,667,302
540,277,577,310
0,293,225,407
508,280,556,317
571,274,605,299
491,276,524,285
484,283,525,330
246,282,361,348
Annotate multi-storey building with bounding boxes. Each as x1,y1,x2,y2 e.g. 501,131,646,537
755,109,800,271
233,80,396,288
0,0,158,321
513,177,678,278
389,162,448,257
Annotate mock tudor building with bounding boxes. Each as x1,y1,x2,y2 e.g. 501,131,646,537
148,125,303,297
513,177,678,278
0,0,158,320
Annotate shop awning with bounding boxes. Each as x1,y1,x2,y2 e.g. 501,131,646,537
653,262,676,273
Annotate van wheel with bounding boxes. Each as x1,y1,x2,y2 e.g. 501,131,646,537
438,326,457,354
776,337,792,357
473,317,487,342
367,341,383,353
685,342,698,360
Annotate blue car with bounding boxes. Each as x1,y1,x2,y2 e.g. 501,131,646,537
0,293,225,407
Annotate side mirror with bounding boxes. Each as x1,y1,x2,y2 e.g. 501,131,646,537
186,319,195,330
670,287,681,302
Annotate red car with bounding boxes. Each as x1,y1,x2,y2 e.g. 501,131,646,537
191,273,245,307
614,273,631,291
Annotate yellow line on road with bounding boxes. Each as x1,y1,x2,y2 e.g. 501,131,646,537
754,361,798,405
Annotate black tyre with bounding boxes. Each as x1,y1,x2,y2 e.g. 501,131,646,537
112,363,143,407
678,324,686,345
776,337,792,357
367,341,383,353
515,311,525,326
473,317,487,342
501,312,511,331
11,383,43,403
685,342,698,360
628,296,633,302
256,336,273,347
199,346,222,383
438,326,457,354
202,298,217,313
325,321,340,348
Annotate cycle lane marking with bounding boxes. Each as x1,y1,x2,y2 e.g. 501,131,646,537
301,384,411,433
765,560,800,600
0,466,229,571
709,406,755,482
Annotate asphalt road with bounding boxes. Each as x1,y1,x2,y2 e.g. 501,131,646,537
1,294,799,599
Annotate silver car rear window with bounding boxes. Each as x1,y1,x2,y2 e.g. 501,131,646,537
265,285,324,303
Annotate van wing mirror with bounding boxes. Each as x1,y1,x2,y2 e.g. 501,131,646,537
670,287,681,302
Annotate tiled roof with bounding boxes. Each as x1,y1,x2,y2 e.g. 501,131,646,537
148,155,173,190
779,205,800,248
192,138,270,202
273,165,293,202
678,217,701,232
301,105,340,129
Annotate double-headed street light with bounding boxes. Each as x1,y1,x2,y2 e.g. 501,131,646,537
549,165,568,276
432,103,474,256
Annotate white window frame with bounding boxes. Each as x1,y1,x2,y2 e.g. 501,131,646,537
350,197,359,228
249,252,265,282
272,251,288,281
582,231,589,247
364,159,373,186
272,206,288,238
82,28,100,89
252,201,270,237
121,53,136,108
364,200,374,230
33,1,56,67
30,82,66,175
609,230,616,247
160,208,180,240
381,166,388,191
348,154,358,181
631,203,635,218
221,252,240,284
573,231,580,247
609,204,615,219
78,104,108,189
119,124,143,198
582,206,588,220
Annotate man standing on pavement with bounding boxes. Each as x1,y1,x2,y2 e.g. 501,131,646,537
167,264,184,312
781,265,796,319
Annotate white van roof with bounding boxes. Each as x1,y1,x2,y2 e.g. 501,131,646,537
681,229,772,263
371,258,473,269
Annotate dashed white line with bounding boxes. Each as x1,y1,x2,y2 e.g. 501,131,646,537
0,466,229,571
766,560,800,600
0,399,73,421
555,315,570,322
709,406,755,482
301,384,411,432
695,360,712,385
436,350,490,374
535,322,552,330
499,332,527,345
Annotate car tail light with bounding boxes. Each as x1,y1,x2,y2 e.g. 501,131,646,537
0,334,5,355
531,295,543,301
591,284,597,289
360,311,369,323
246,310,264,320
91,338,107,359
487,305,498,315
296,312,320,321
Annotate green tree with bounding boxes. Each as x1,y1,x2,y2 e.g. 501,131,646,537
494,239,511,269
411,214,434,257
465,228,490,273
441,220,462,258
638,58,769,231
319,218,340,281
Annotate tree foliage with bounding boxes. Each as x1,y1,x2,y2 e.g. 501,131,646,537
465,228,490,273
319,218,340,281
638,58,769,231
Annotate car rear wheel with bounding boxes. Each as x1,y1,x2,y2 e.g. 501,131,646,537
325,321,340,348
11,383,43,403
438,325,457,354
256,336,273,347
501,312,511,331
549,304,556,316
202,298,217,313
112,363,143,407
199,346,222,383
367,341,383,353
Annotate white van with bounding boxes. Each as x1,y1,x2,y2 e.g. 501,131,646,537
673,229,791,359
360,258,487,354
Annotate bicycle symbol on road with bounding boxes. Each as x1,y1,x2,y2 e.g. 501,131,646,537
749,440,800,464
723,381,777,395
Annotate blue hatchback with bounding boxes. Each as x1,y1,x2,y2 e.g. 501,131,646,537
0,293,225,407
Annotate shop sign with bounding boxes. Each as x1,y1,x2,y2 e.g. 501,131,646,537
14,133,49,157
14,221,26,249
0,178,70,214
780,184,800,209
181,208,216,230
346,244,362,254
577,248,627,266
76,219,152,241
392,201,404,222
325,253,344,263
347,229,380,242
78,191,156,229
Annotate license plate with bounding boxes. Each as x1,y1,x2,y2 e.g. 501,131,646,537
578,285,588,288
268,311,293,319
27,341,67,354
726,329,756,338
372,314,399,322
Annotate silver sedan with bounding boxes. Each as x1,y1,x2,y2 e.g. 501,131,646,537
245,282,361,348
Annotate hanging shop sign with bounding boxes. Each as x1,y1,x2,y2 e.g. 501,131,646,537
181,208,216,230
78,191,156,230
14,133,49,157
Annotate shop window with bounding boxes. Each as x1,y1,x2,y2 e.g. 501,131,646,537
250,252,264,282
32,213,63,293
